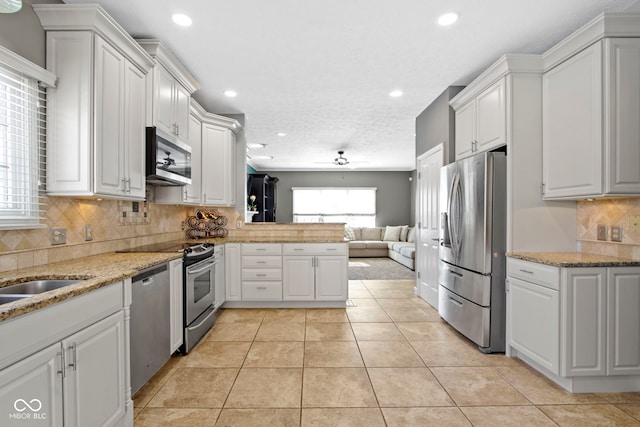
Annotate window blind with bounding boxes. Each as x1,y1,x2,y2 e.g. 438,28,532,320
0,49,52,229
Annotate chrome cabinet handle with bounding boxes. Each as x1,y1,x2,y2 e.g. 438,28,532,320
57,349,66,377
68,343,77,371
256,273,267,277
519,269,534,274
256,286,267,290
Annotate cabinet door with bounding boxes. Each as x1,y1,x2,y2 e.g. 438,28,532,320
94,36,126,197
228,131,237,207
174,84,190,141
215,248,226,309
543,42,603,199
507,277,559,375
62,311,125,427
185,113,203,204
605,38,640,194
283,256,315,300
153,65,175,136
123,60,147,199
607,268,640,375
169,259,184,354
225,243,242,301
454,101,475,159
202,124,230,205
561,268,606,377
475,78,506,152
315,256,348,300
0,343,63,427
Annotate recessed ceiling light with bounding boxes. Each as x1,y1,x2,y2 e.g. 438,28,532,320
224,90,237,97
437,12,459,26
247,143,267,149
172,13,192,27
276,132,287,137
389,90,403,97
250,155,274,160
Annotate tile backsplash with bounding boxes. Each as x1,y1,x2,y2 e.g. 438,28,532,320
0,196,241,272
577,198,640,259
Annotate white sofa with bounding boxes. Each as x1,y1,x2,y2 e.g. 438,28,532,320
346,225,416,270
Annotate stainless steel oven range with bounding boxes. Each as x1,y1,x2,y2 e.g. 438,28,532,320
182,243,221,353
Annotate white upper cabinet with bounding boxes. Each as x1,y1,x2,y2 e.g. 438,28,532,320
137,40,200,143
454,78,506,159
541,15,640,199
34,4,154,200
155,102,241,207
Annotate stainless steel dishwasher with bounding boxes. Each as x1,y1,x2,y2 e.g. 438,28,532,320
130,262,170,395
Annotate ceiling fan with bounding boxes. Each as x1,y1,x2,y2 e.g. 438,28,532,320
314,150,369,167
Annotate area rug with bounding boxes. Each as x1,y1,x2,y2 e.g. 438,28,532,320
348,257,415,280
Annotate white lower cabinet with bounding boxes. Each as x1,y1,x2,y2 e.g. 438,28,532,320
169,259,183,354
0,284,128,427
225,243,242,301
508,276,559,375
224,243,348,304
282,244,348,301
507,258,640,391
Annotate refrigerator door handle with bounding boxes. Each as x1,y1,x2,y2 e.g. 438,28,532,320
449,171,463,260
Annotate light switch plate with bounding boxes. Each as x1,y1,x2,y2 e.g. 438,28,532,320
611,226,623,242
633,216,640,233
597,224,608,241
51,227,67,245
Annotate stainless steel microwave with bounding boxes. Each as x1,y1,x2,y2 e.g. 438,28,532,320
146,127,192,186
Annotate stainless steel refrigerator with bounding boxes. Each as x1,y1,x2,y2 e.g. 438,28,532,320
439,151,506,353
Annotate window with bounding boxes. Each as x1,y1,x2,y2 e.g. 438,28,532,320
0,46,54,229
292,187,376,227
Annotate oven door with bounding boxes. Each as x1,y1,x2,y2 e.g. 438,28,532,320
185,257,215,325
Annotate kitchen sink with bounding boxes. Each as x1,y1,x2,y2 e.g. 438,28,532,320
0,280,83,296
0,295,31,305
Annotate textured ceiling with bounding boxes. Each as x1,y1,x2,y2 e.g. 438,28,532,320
64,0,640,171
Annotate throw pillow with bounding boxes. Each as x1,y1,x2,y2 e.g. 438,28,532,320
383,225,402,241
361,227,383,240
399,225,409,241
344,225,356,241
407,227,416,243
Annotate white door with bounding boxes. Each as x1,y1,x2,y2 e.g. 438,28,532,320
63,311,125,427
174,83,190,141
607,267,640,375
0,343,63,426
169,259,184,354
561,268,606,377
185,113,203,204
201,124,229,205
123,60,146,199
315,256,348,300
283,256,315,300
416,144,444,308
94,36,125,197
153,65,175,137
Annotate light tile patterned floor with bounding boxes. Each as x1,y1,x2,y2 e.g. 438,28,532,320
134,279,640,426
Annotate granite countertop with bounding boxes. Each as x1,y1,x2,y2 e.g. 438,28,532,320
188,237,347,244
507,252,640,268
0,252,182,323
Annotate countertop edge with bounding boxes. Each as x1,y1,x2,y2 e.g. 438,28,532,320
507,252,640,268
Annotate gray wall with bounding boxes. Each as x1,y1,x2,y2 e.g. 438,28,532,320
415,86,464,162
261,171,414,226
0,0,62,68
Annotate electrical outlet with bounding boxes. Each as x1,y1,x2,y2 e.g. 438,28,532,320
611,226,623,242
84,225,93,241
50,227,67,245
597,224,608,241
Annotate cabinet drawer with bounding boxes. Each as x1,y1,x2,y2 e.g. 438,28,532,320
242,256,282,268
242,243,282,255
242,282,282,300
242,268,282,281
283,243,347,256
507,258,559,290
